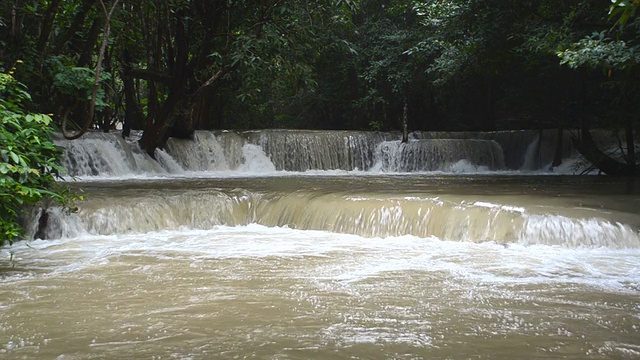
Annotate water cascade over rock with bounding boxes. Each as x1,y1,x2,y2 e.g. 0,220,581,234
56,129,580,177
245,130,393,171
373,139,504,172
34,179,640,248
8,129,640,360
56,132,166,176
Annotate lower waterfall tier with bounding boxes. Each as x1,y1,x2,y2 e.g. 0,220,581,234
30,176,640,248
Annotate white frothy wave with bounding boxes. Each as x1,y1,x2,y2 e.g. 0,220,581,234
4,225,640,293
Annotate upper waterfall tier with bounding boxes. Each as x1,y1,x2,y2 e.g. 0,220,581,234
56,129,578,177
373,139,504,172
56,132,167,177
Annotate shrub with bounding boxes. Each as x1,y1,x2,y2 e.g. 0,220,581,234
0,70,67,245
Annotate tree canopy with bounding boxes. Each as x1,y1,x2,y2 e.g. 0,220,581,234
0,0,638,170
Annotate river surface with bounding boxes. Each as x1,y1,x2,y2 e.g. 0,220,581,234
1,174,640,359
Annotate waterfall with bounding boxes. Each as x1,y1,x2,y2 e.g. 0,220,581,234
411,130,580,170
372,139,505,172
32,189,640,248
55,129,588,177
56,132,165,177
238,144,277,173
154,149,185,173
165,131,235,171
520,130,576,171
246,130,391,171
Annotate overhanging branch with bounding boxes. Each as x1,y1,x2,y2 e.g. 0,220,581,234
190,64,236,97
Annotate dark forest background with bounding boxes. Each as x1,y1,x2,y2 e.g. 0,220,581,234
1,1,638,156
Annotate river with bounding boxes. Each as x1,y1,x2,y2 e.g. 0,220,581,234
0,130,639,359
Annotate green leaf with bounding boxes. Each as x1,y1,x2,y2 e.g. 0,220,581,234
0,73,75,244
9,151,19,164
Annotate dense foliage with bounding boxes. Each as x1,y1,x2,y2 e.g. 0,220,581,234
0,71,66,245
0,0,638,173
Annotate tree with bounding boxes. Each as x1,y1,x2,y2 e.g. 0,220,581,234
557,1,640,175
124,0,358,155
61,0,120,140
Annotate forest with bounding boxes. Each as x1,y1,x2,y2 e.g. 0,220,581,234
1,1,638,142
1,0,640,242
0,1,637,143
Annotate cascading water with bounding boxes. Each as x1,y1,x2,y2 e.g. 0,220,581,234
372,139,505,172
164,131,234,171
237,144,277,173
56,132,166,176
36,182,640,248
3,129,640,359
56,129,582,177
246,130,393,171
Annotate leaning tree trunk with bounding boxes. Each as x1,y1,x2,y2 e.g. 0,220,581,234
138,89,186,156
624,116,636,175
76,18,101,68
53,0,99,54
572,127,634,176
35,0,63,55
551,126,564,168
138,9,190,156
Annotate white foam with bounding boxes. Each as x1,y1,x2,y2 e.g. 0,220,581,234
238,144,276,173
446,159,492,173
4,226,640,293
520,215,640,248
473,201,526,213
155,148,184,173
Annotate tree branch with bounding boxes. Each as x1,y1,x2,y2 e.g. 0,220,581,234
191,65,236,97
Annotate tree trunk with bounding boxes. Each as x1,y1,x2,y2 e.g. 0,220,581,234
572,127,634,176
139,10,190,155
121,52,145,136
551,127,564,168
61,0,119,140
139,62,238,154
10,2,19,38
121,76,134,137
76,18,101,67
624,117,636,175
53,0,98,54
138,91,186,156
401,98,408,143
9,1,22,49
36,0,63,55
100,46,113,132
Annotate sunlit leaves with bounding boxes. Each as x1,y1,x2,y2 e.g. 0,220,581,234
558,32,640,69
558,2,640,71
412,0,464,26
610,0,640,29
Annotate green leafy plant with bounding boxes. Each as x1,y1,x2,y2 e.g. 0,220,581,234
557,31,640,70
610,0,640,29
49,56,112,112
369,120,384,131
0,70,70,245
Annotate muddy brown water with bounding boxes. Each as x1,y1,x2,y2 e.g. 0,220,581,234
1,175,639,359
